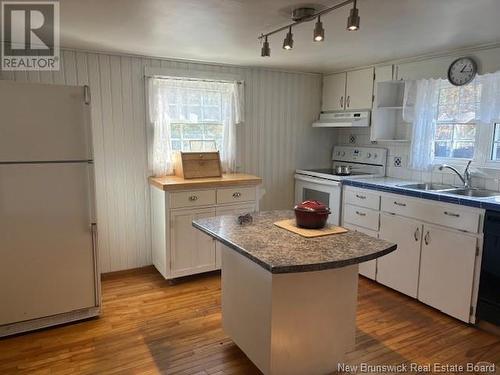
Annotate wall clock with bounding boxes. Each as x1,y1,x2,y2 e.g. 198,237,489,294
447,57,477,86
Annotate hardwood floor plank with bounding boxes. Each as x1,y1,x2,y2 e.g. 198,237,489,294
0,268,498,374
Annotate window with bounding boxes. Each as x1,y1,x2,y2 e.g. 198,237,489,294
492,123,500,161
149,76,241,176
434,80,481,159
168,89,224,152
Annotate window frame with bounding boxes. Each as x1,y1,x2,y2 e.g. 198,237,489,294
432,79,481,164
483,120,500,169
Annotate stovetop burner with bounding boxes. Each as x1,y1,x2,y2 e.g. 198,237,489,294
304,168,369,177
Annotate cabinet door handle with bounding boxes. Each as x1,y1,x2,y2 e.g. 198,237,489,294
355,210,366,217
444,211,460,218
424,231,430,245
355,194,366,200
394,201,407,207
340,96,344,108
188,195,198,201
414,227,420,242
232,192,242,198
347,96,350,108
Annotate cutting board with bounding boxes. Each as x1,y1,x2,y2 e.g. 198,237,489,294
274,219,348,238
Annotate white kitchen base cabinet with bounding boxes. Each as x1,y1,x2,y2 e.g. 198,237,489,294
378,214,422,298
342,185,484,323
170,208,217,278
150,180,260,281
418,224,478,322
342,223,378,280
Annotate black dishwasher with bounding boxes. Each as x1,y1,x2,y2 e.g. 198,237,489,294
477,211,500,326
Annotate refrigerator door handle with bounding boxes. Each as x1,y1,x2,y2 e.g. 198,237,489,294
84,85,91,105
90,222,99,306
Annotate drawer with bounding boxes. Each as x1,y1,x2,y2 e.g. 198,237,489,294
426,205,480,233
343,204,379,231
381,195,480,233
381,195,421,218
170,189,216,208
217,186,256,204
344,187,380,210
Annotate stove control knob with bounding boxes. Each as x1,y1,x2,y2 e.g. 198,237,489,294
366,152,372,159
337,151,341,156
341,151,346,157
373,153,378,159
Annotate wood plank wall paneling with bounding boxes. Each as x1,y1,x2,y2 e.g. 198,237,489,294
0,49,334,273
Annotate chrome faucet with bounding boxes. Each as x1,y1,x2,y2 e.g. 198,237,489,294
438,160,472,188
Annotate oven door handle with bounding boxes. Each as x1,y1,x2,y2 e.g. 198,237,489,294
294,175,341,187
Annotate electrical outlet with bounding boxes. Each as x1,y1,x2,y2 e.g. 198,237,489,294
393,156,402,167
349,134,356,144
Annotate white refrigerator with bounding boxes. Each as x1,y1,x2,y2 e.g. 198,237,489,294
0,80,100,337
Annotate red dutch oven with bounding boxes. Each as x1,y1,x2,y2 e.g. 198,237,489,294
294,200,331,229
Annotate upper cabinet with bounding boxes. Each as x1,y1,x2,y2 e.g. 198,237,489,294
321,67,374,112
370,65,411,142
322,73,346,111
345,68,375,110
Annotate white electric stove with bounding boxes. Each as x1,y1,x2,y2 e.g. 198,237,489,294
294,146,387,225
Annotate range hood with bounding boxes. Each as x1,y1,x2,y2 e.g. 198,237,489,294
312,110,370,128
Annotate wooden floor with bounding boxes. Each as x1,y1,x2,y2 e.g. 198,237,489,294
1,267,499,375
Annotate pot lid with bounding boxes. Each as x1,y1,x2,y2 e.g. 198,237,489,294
294,200,329,212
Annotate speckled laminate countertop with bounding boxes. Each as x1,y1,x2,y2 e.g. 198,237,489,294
192,210,397,274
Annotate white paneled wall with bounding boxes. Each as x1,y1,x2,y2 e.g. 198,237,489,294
0,49,331,272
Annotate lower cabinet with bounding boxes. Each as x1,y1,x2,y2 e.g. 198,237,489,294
170,207,217,278
377,213,422,298
343,222,378,280
418,224,477,322
151,184,259,280
342,185,484,323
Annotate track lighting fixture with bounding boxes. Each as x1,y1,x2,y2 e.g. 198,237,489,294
313,16,324,42
283,27,294,50
347,0,360,31
258,0,361,57
261,36,270,57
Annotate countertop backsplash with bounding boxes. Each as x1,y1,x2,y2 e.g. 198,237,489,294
332,127,500,192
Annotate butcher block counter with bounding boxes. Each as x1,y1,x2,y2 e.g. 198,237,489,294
149,173,262,281
149,173,262,191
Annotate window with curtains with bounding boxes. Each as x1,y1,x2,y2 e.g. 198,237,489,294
434,80,481,159
405,70,500,170
148,76,243,177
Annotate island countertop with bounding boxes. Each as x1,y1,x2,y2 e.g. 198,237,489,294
193,210,396,274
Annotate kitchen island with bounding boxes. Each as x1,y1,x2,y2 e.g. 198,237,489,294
193,210,396,375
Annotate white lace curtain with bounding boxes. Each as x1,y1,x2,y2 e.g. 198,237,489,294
403,79,441,170
478,71,500,123
148,77,243,176
403,70,500,170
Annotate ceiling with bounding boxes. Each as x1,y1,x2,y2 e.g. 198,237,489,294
54,0,500,73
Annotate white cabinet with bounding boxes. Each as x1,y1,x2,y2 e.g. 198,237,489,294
151,183,259,280
418,224,477,322
341,185,484,322
321,68,374,111
170,207,217,277
343,222,378,280
378,213,422,298
322,73,346,111
345,68,375,110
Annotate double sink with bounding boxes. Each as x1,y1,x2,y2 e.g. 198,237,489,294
398,183,500,198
